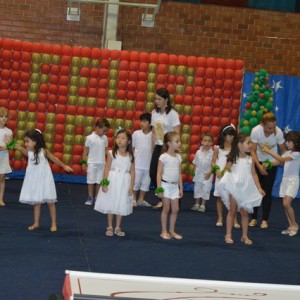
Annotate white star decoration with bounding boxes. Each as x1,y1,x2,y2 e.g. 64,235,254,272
274,105,279,112
243,93,247,99
271,80,283,92
284,125,292,133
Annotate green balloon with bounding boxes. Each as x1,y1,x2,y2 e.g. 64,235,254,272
241,126,251,135
249,117,259,128
257,110,264,120
257,98,265,106
264,91,270,99
248,95,255,103
251,102,259,111
260,69,267,76
253,90,259,98
265,102,273,111
244,110,252,120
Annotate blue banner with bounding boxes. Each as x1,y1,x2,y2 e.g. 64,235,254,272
242,72,300,197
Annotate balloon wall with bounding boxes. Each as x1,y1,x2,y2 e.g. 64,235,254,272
0,38,244,182
240,69,273,135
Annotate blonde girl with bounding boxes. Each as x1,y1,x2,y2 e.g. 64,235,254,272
156,131,183,240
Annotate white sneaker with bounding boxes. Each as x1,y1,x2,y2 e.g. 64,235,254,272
137,200,151,207
132,200,137,207
198,205,206,212
191,204,200,211
281,228,290,235
85,197,94,205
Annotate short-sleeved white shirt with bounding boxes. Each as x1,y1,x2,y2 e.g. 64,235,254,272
0,127,12,158
151,109,180,146
250,124,285,162
132,129,152,170
282,151,300,178
84,132,108,164
159,153,182,182
193,146,213,183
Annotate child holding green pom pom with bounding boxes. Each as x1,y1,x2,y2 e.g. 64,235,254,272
94,129,135,237
0,107,13,206
157,131,183,240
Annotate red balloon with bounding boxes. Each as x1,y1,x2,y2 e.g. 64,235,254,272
192,115,201,125
28,103,37,112
120,50,130,61
190,135,200,145
201,126,210,134
75,126,85,135
157,64,168,74
211,126,220,137
119,60,129,70
207,57,216,68
169,54,178,65
72,164,82,176
184,95,193,106
129,62,139,71
139,63,148,72
139,52,149,63
38,103,47,113
206,68,215,78
211,117,220,126
203,97,212,106
224,79,233,90
204,88,213,97
195,67,205,78
203,106,212,116
198,57,207,67
192,105,202,116
135,102,145,111
202,116,211,126
134,120,141,131
194,87,204,97
222,98,231,108
213,89,222,98
36,113,46,123
225,69,234,79
182,115,192,125
212,108,221,117
111,50,121,60
149,52,159,63
54,134,64,144
13,160,23,171
158,53,169,64
216,58,226,68
231,99,241,109
54,143,64,153
106,109,116,118
56,114,66,124
73,145,83,155
125,110,135,120
225,59,235,69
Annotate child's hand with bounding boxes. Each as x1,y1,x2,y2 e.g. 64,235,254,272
258,164,268,175
216,170,222,178
258,188,266,196
156,192,164,199
128,187,133,196
204,171,211,180
179,188,183,198
261,162,268,169
64,165,73,173
0,146,6,151
3,134,11,145
102,186,108,193
261,145,270,154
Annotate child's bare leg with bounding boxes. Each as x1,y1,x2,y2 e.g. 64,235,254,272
234,213,240,228
94,184,100,198
0,174,5,206
283,196,298,228
107,213,113,228
225,196,237,243
48,203,57,230
216,197,223,224
87,184,94,198
28,204,41,230
115,215,125,236
169,199,182,238
161,198,170,234
138,190,146,201
240,208,252,244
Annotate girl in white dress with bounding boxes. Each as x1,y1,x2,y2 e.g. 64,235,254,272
212,124,239,227
94,129,135,237
0,107,12,206
261,131,300,237
217,133,265,245
156,131,183,240
15,130,73,232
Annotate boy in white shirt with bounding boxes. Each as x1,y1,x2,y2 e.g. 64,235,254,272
191,132,214,212
82,118,110,205
132,113,152,207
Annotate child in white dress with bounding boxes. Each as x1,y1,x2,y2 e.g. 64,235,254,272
217,133,265,245
94,129,135,237
156,131,183,240
262,131,300,237
15,130,73,232
191,132,214,212
212,124,240,227
0,107,12,206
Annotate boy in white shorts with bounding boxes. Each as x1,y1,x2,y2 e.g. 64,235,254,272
191,132,214,212
132,113,152,207
81,118,110,205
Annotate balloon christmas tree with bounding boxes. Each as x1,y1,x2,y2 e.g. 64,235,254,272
240,69,273,135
